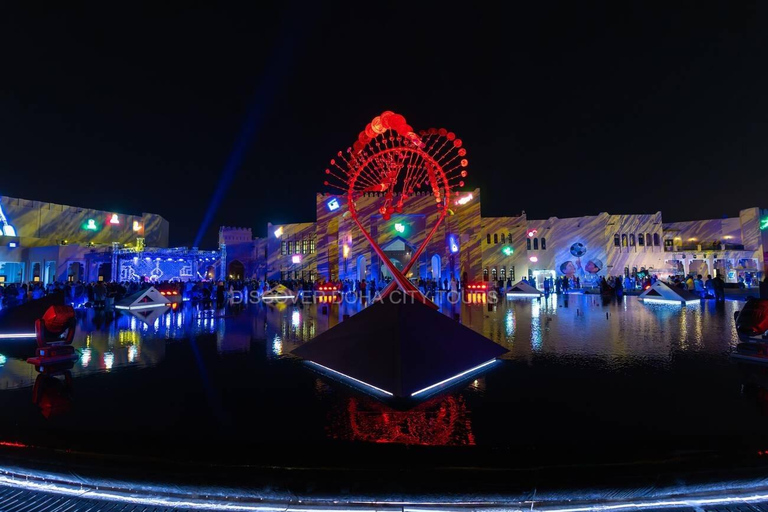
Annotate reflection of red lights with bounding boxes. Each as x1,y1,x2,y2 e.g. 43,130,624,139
467,293,487,304
330,395,475,446
0,441,27,448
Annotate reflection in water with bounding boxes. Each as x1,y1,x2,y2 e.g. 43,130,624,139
329,394,475,446
0,293,752,452
31,360,75,419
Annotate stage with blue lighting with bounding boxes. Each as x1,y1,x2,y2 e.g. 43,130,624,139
114,247,221,282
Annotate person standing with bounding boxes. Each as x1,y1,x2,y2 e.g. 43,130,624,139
705,274,714,299
713,274,726,302
694,274,705,298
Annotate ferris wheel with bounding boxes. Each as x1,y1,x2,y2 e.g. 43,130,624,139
323,111,468,306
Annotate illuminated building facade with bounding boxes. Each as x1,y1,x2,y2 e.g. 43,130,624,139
222,189,768,287
0,194,176,284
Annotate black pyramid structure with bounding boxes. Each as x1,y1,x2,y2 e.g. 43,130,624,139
292,300,508,398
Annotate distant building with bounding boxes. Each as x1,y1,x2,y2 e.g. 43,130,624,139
220,189,768,287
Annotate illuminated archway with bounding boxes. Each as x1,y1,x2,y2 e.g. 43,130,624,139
431,254,441,281
227,260,245,280
356,255,367,282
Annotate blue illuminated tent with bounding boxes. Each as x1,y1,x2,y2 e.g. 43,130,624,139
639,281,700,304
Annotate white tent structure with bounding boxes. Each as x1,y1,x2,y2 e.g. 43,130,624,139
115,286,171,311
638,281,700,305
261,284,296,302
505,280,543,298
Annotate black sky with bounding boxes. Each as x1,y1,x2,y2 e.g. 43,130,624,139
1,3,767,247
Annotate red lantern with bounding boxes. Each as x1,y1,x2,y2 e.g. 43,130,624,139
371,116,385,134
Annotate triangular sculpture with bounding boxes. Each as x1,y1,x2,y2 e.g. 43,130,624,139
505,280,543,297
115,286,170,311
638,281,700,304
292,300,509,399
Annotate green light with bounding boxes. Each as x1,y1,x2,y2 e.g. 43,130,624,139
83,219,98,231
761,217,768,231
502,245,514,256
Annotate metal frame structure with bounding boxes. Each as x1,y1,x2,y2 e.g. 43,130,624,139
324,111,468,307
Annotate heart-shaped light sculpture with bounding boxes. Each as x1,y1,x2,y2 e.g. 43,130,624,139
324,111,468,307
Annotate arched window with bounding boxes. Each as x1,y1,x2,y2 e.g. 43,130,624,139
614,234,620,247
487,234,491,244
629,234,635,246
526,238,531,250
621,234,628,247
491,268,497,282
483,268,489,281
494,233,498,244
653,233,660,246
533,238,539,250
500,267,506,280
499,233,505,245
541,237,546,250
507,233,512,244
638,234,645,246
646,233,652,247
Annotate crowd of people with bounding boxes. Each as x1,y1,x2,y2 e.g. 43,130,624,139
2,271,765,309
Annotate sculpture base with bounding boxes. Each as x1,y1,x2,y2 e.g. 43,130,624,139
292,300,508,399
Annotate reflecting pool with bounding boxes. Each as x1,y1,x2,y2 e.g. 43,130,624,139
0,292,764,472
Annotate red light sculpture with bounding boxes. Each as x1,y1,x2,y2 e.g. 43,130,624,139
324,111,468,307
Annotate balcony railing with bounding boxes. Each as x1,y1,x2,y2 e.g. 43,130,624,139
664,243,745,252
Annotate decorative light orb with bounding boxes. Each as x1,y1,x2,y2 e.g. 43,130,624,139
529,256,538,263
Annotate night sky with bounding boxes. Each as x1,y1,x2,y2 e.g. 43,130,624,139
1,3,766,247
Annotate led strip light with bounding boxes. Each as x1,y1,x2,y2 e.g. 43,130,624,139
411,359,498,397
115,303,171,310
5,470,768,512
306,361,393,396
642,298,699,305
0,332,36,339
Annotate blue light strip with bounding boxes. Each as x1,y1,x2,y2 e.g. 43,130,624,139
506,292,543,298
0,332,36,339
642,298,699,305
411,359,498,397
306,361,393,396
115,303,170,311
5,466,768,511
